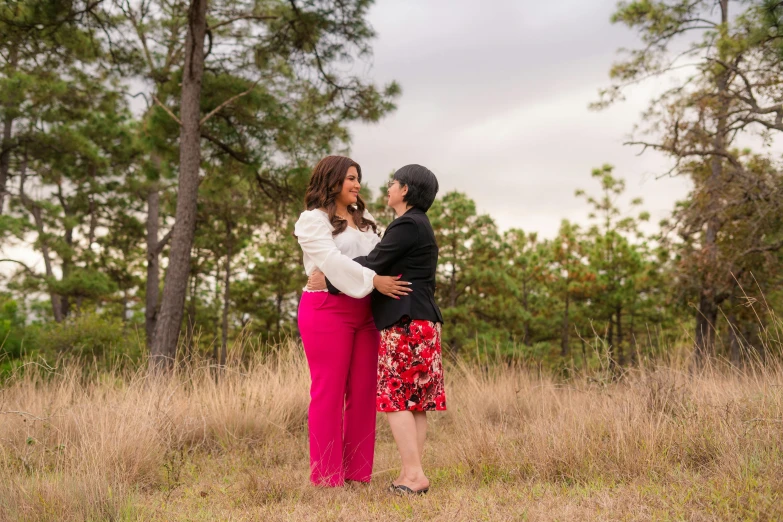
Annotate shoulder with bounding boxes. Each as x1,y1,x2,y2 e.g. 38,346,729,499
296,209,331,225
384,214,420,242
362,208,375,222
386,215,416,230
388,209,427,229
298,208,329,221
295,209,332,238
408,210,433,230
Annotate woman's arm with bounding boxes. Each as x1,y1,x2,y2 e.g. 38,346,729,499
356,218,419,274
309,218,418,295
295,212,376,298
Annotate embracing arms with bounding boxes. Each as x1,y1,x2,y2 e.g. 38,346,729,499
296,210,410,298
308,218,418,298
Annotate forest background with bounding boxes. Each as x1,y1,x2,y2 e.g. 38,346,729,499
2,1,783,520
1,0,783,375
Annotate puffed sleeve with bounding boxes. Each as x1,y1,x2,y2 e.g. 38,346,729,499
294,211,376,298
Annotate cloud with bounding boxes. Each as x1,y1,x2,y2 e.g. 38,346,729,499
349,0,691,237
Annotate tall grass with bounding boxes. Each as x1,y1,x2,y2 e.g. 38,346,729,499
1,339,781,521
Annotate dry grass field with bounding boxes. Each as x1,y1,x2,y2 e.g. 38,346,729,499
1,342,782,521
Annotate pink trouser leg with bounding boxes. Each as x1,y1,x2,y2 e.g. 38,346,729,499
298,292,377,487
343,320,380,482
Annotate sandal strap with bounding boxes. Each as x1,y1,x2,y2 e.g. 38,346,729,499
390,483,429,495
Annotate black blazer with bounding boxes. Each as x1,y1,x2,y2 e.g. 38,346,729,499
327,208,444,330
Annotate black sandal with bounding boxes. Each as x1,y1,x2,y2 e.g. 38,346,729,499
389,483,429,495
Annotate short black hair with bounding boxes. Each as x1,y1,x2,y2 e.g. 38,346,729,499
393,164,439,212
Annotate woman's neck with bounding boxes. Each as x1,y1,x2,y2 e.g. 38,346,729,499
393,204,413,217
334,202,350,216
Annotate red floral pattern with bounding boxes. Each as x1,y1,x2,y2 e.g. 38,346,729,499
377,319,446,412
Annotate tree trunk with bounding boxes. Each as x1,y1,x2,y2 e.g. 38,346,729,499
149,0,208,372
607,313,614,369
145,183,161,348
87,194,97,248
694,292,718,365
629,304,638,366
63,228,74,317
616,305,624,367
522,278,531,346
121,289,129,324
694,0,729,367
561,285,570,357
219,223,232,367
59,182,74,319
19,153,64,322
185,268,198,359
751,321,766,365
214,254,221,304
728,293,742,366
0,112,13,216
34,206,64,323
0,43,18,215
275,293,283,337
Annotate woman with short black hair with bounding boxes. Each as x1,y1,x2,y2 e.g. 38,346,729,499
388,163,440,212
309,164,446,495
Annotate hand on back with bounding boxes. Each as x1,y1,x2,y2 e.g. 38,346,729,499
373,274,412,299
307,270,328,291
306,269,412,299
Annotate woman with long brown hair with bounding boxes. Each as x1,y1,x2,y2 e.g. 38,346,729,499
294,155,411,487
308,164,445,496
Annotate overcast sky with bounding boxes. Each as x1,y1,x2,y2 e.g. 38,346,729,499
348,0,693,237
3,1,696,276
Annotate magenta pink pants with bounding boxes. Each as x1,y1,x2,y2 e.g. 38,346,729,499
297,291,380,487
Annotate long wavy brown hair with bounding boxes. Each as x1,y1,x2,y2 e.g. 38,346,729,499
304,155,377,237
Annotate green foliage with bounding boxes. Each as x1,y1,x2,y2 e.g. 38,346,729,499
430,192,504,351
0,296,26,369
49,269,117,301
1,0,782,373
33,312,141,361
576,165,666,366
597,0,783,362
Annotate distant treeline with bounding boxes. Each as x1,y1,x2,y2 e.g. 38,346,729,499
2,0,783,373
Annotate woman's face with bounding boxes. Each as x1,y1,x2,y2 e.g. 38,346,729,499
386,178,407,209
335,166,361,207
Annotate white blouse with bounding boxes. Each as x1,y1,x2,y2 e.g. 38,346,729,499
294,209,381,298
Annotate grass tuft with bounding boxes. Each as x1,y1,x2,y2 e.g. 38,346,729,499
1,340,781,520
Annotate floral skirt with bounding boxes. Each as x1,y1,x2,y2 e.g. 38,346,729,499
376,319,446,412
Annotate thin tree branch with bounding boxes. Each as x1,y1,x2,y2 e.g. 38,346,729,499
152,95,182,125
739,241,783,259
200,80,261,126
207,14,278,31
156,227,174,254
200,130,251,164
124,0,155,72
624,140,744,172
0,259,39,277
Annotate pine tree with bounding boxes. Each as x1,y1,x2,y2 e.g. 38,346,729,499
145,0,401,370
550,220,593,359
429,191,503,351
0,1,136,321
597,0,783,364
576,165,652,368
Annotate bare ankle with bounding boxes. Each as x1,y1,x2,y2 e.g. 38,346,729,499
401,468,426,482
